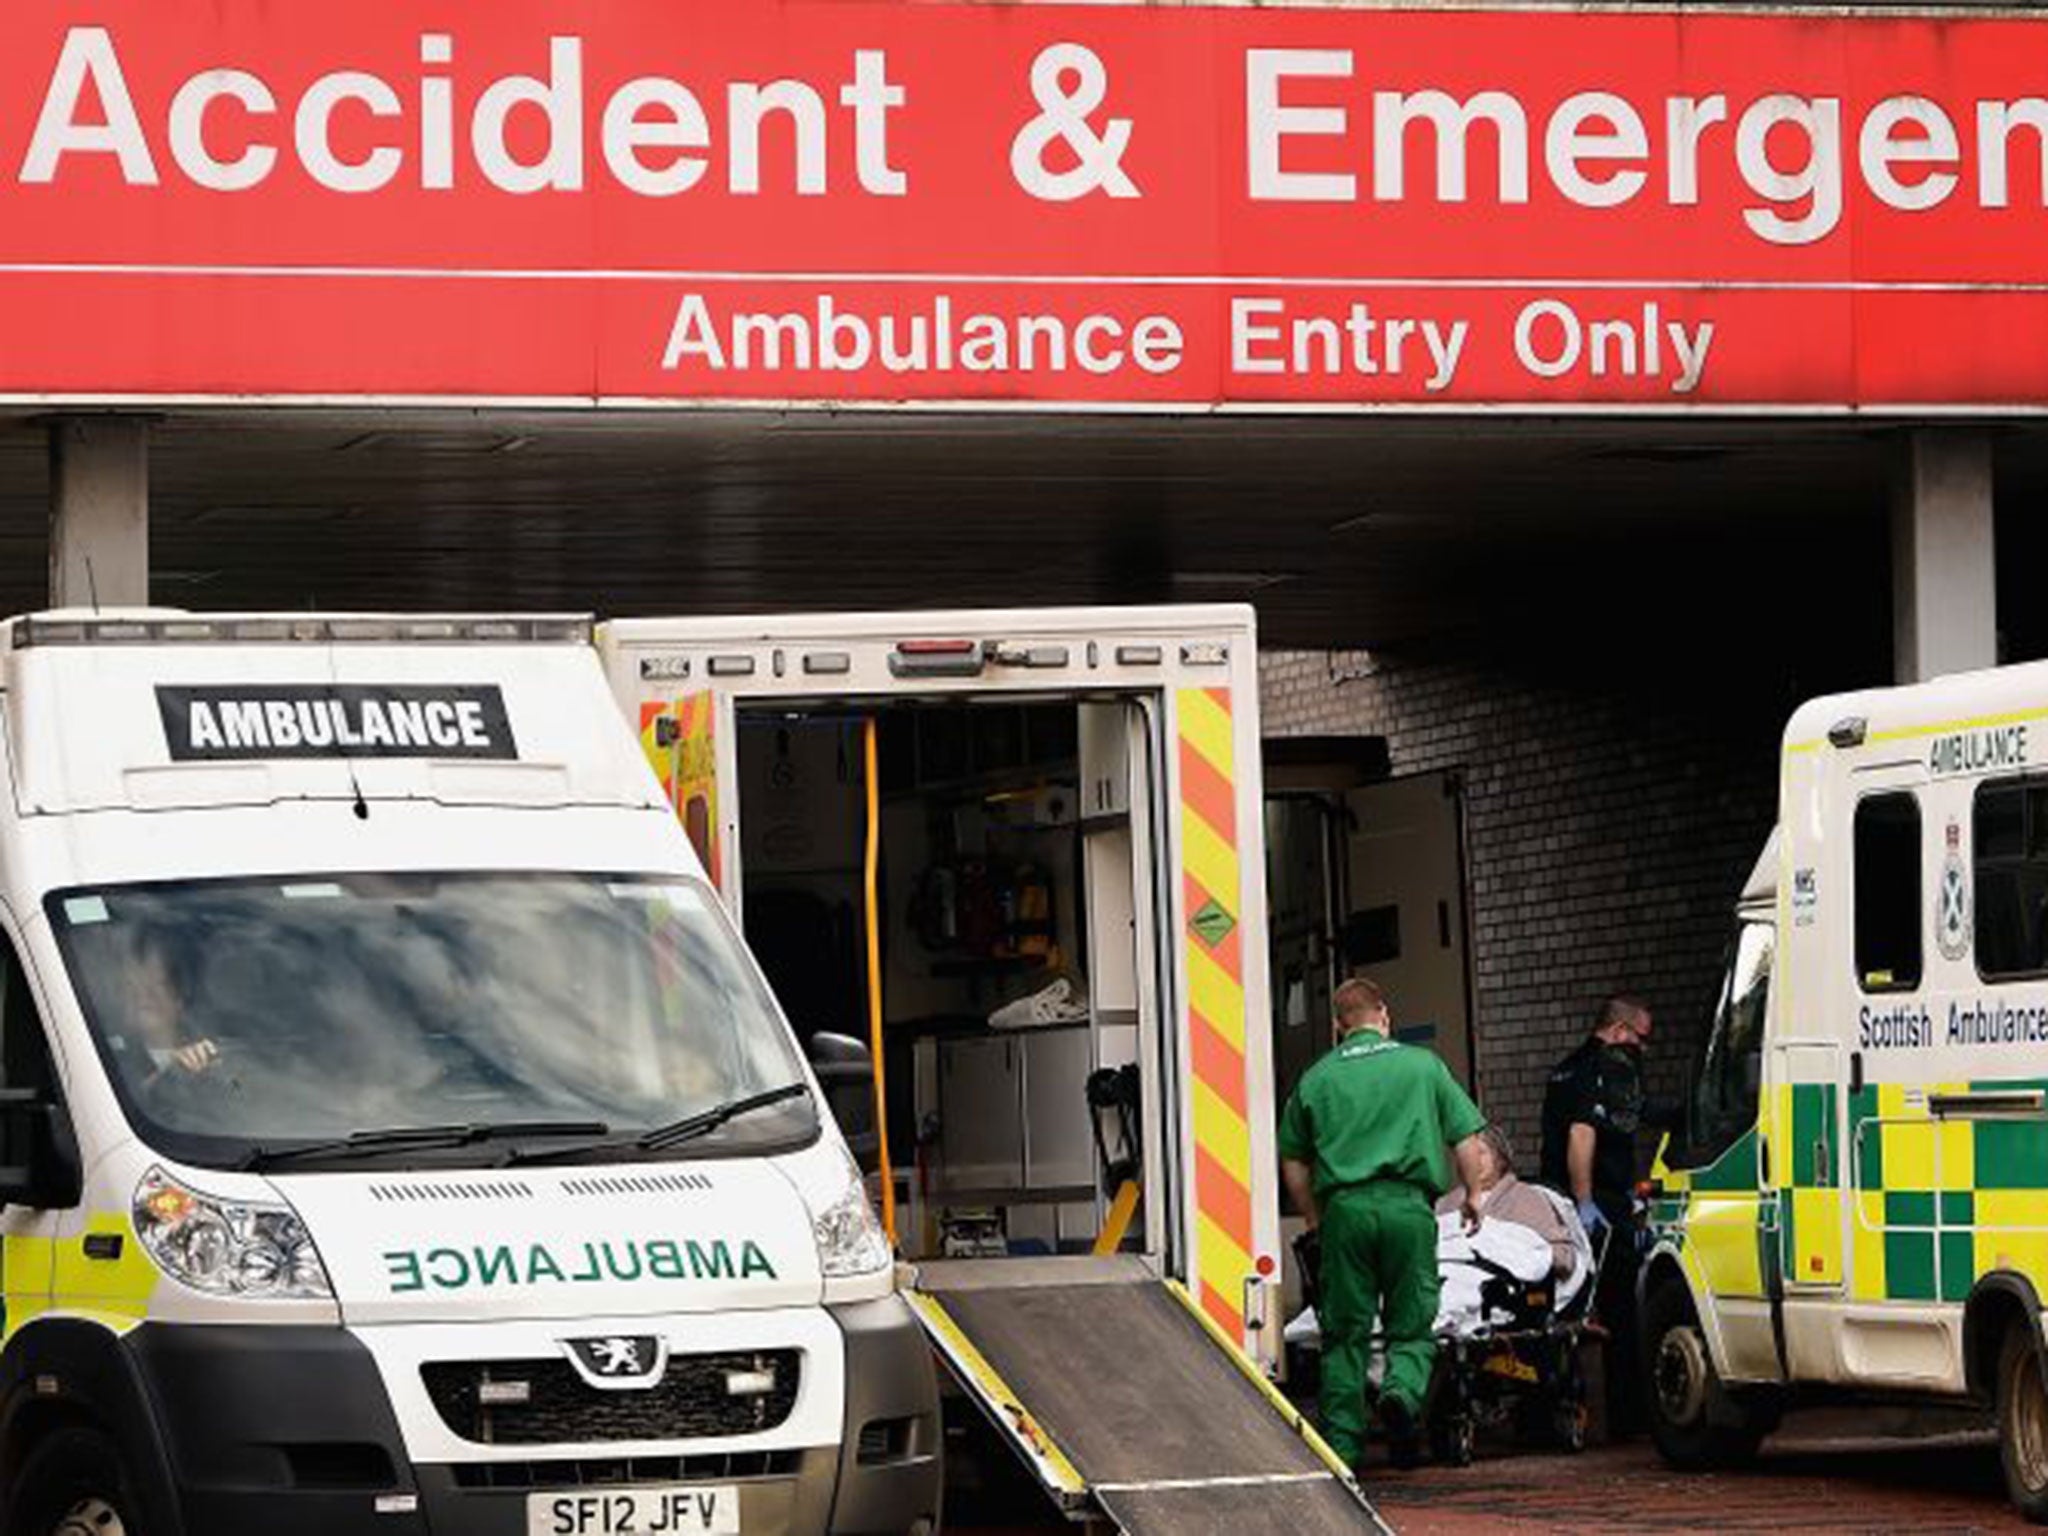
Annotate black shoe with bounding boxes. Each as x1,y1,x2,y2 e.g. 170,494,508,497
1380,1396,1422,1470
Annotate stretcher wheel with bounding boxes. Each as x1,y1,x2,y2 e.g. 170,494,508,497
1552,1399,1588,1453
1429,1412,1475,1467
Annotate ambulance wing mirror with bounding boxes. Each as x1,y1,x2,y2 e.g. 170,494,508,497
0,1088,81,1210
806,1032,879,1166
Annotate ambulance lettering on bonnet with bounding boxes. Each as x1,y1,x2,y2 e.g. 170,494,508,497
155,684,517,761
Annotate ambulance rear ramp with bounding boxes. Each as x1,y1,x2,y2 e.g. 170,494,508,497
907,1259,1388,1534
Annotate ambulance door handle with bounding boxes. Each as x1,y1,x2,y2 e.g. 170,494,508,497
1814,1137,1830,1187
1848,1052,1864,1098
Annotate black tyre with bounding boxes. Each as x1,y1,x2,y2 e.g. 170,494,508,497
1556,1334,1590,1452
1642,1280,1766,1470
1998,1325,2048,1523
6,1426,144,1536
1428,1412,1475,1468
1552,1396,1588,1453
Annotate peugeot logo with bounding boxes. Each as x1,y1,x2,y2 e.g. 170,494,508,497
563,1334,665,1389
593,1338,643,1374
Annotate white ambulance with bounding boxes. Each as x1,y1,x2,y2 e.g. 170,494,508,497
0,612,939,1536
1646,660,2048,1521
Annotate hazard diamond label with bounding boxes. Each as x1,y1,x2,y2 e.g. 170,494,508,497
1190,900,1236,948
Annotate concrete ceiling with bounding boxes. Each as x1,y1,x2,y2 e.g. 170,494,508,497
0,406,2022,660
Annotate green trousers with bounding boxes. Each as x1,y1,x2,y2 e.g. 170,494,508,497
1318,1181,1440,1466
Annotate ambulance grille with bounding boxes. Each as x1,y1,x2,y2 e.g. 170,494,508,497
422,1351,802,1444
448,1451,802,1489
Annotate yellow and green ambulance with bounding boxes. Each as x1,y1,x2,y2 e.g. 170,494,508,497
1647,661,2048,1520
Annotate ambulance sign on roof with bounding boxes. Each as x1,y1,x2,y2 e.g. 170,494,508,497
8,1,2048,410
156,685,517,761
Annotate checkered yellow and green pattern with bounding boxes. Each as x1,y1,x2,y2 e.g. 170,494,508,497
1845,1080,2048,1303
1654,1080,2048,1307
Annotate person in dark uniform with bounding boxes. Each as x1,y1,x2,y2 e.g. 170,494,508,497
1539,994,1655,1430
1280,977,1489,1471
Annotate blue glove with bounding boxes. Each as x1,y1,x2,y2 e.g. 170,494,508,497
1575,1198,1608,1237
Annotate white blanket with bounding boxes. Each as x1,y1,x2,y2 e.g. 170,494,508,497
1284,1194,1594,1348
1433,1214,1553,1335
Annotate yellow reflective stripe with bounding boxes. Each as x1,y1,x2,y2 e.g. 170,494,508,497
903,1290,1086,1497
13,1306,148,1336
1770,1083,1796,1190
1852,1189,1888,1301
51,1214,157,1321
1161,1278,1364,1492
1191,1079,1252,1189
1187,944,1246,1049
1196,1210,1254,1294
1789,704,2048,758
1869,705,2048,745
1791,1187,1843,1282
1179,688,1234,780
1182,814,1238,915
1939,1124,1976,1194
1688,1193,1764,1296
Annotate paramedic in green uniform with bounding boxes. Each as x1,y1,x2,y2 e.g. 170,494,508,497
1280,977,1489,1470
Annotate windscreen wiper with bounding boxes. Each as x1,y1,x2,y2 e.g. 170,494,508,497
239,1119,610,1171
501,1083,814,1167
636,1082,811,1152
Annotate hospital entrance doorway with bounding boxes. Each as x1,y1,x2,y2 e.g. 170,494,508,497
1264,754,1475,1108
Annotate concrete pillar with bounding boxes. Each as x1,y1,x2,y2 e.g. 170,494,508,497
49,416,149,610
1891,430,1996,684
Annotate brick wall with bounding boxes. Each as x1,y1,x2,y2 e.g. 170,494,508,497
1259,639,1793,1158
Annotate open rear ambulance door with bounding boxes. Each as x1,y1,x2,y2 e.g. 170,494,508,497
907,693,1382,1534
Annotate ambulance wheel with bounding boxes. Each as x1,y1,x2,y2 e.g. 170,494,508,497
1643,1279,1763,1470
1997,1325,2048,1522
9,1425,143,1536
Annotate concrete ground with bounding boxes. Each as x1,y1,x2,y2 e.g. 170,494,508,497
1368,1431,2028,1534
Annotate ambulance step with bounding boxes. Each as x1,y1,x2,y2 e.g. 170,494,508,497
908,1274,1385,1534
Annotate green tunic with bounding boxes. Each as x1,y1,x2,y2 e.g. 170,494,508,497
1277,1034,1486,1199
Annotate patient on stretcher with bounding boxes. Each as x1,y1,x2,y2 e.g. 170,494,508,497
1283,1126,1593,1350
1431,1126,1592,1336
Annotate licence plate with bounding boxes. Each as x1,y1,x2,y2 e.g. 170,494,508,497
525,1485,740,1536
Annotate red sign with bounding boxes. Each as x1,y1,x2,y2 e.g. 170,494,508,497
6,1,2048,408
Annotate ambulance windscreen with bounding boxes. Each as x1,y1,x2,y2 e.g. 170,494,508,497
48,873,814,1170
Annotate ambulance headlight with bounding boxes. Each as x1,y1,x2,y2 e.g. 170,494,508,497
133,1168,331,1299
812,1155,891,1278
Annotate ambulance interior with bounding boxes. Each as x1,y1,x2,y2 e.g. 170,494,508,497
734,698,1154,1265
